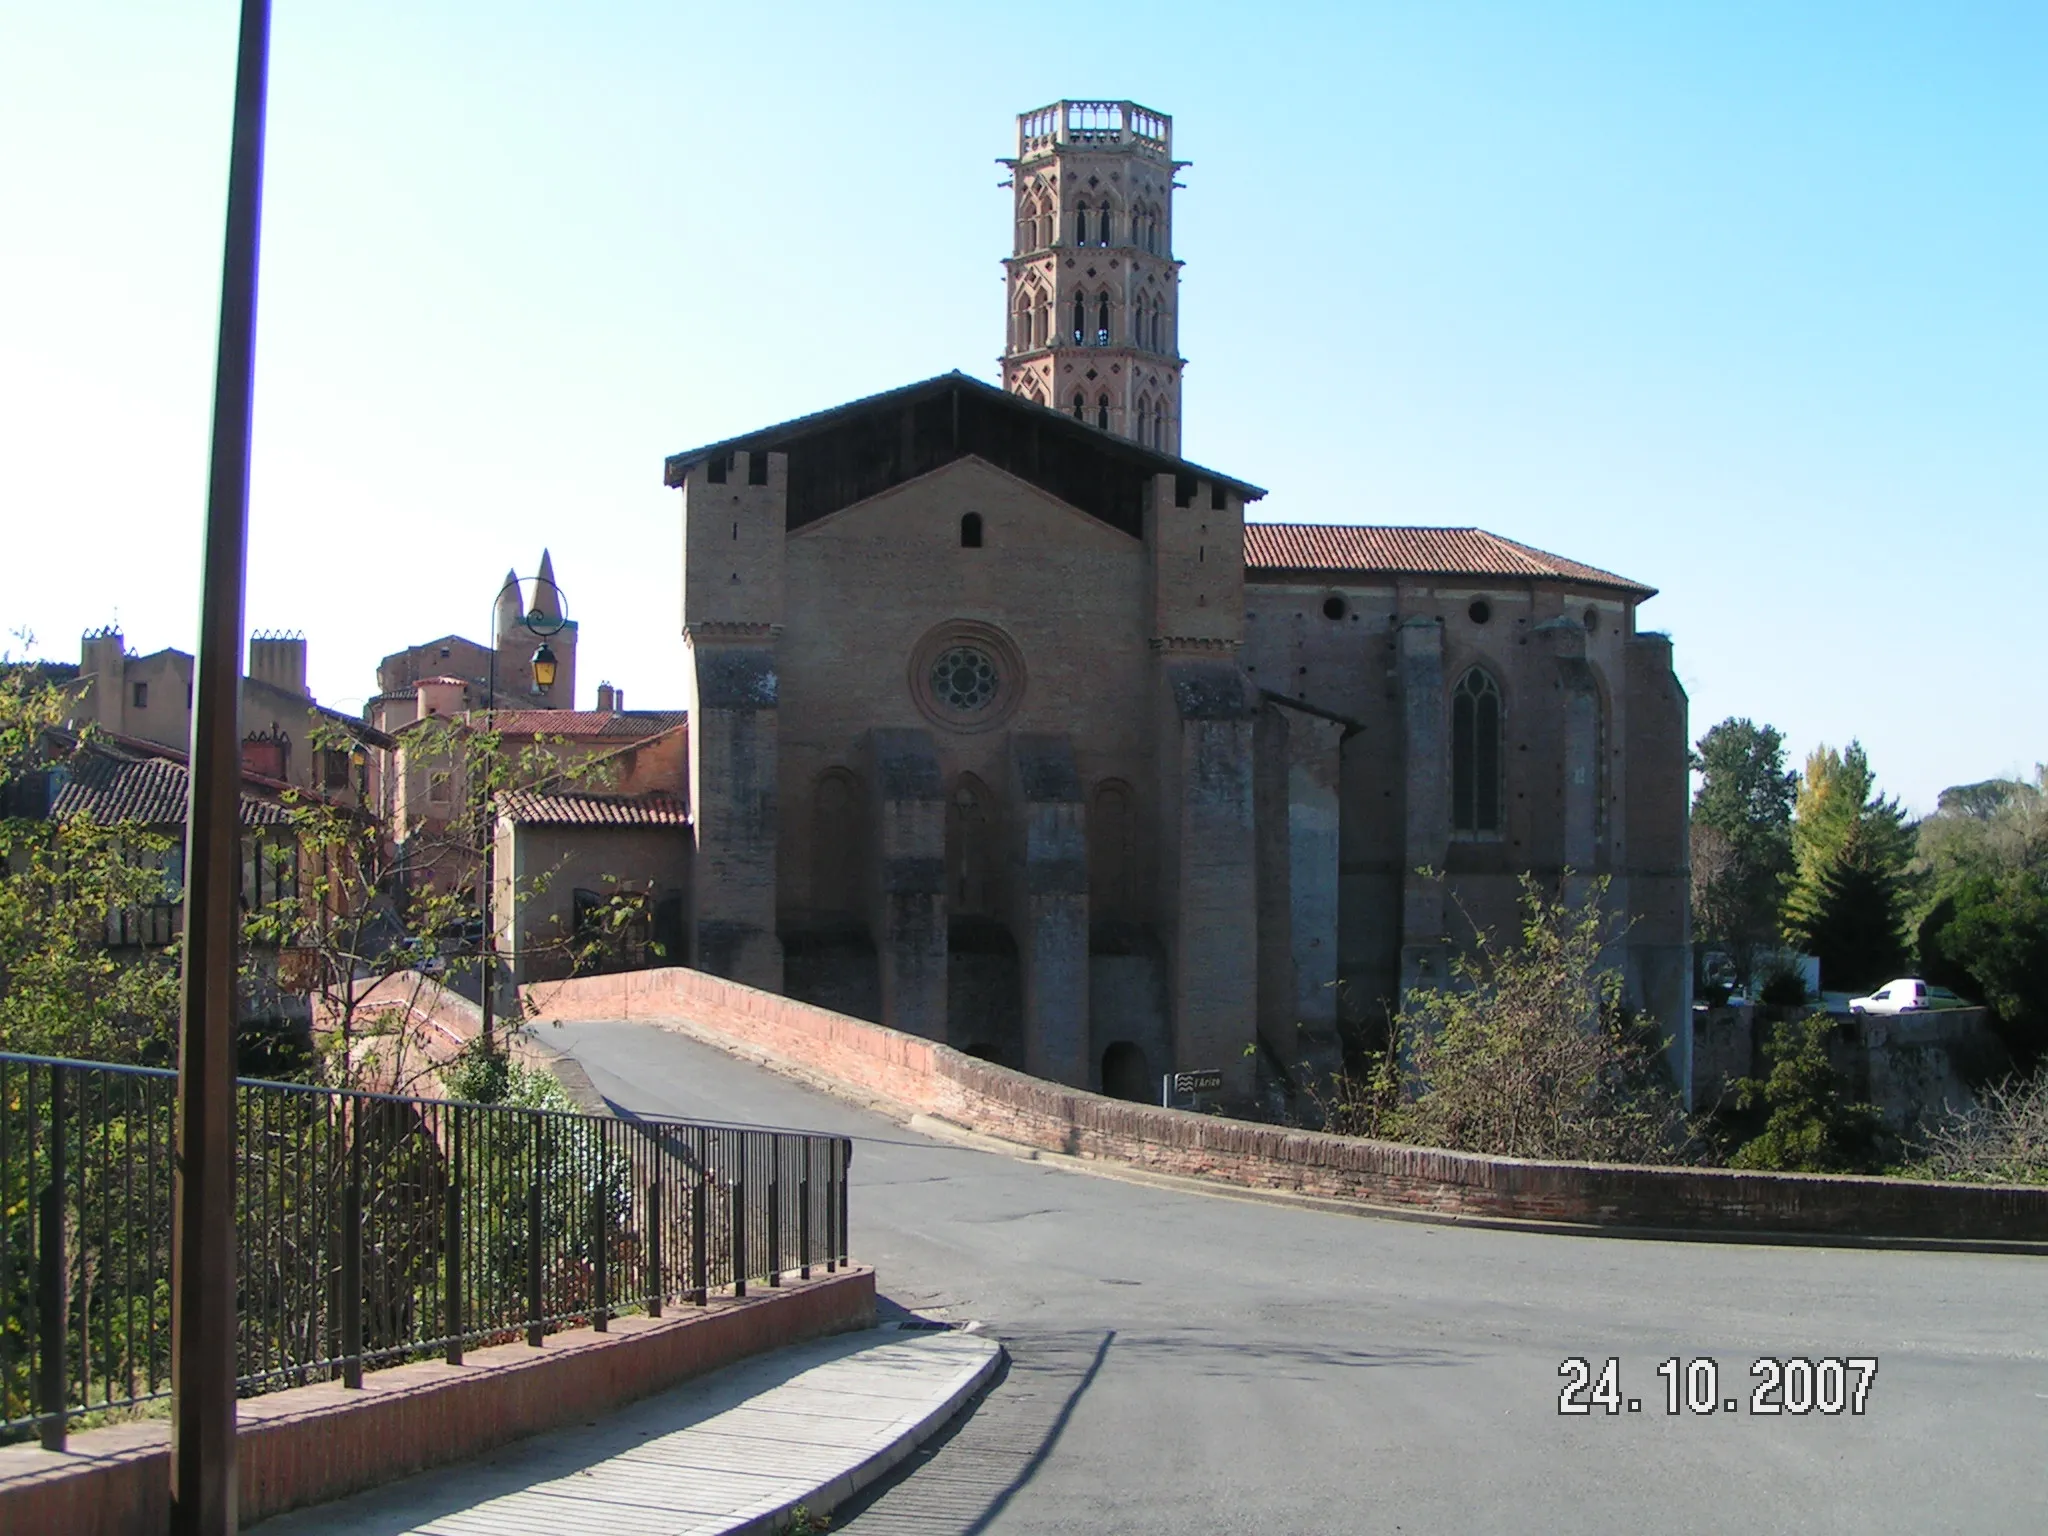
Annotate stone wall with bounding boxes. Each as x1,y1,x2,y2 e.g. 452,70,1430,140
528,968,2048,1244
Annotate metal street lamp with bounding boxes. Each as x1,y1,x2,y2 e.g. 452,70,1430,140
475,575,568,1051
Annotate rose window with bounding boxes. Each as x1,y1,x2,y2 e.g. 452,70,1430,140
930,645,999,712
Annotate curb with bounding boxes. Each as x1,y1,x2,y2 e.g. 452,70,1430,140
734,1331,1006,1536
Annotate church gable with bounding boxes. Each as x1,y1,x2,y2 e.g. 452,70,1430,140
787,455,1134,554
664,372,1261,541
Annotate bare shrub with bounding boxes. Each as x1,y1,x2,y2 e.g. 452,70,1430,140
1907,1071,2048,1185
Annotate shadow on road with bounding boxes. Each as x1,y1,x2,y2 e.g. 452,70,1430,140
832,1328,1115,1535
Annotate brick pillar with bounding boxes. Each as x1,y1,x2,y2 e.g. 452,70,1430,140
1158,658,1260,1102
1397,617,1449,1001
684,640,782,991
861,728,948,1040
1006,734,1089,1087
1625,631,1693,1102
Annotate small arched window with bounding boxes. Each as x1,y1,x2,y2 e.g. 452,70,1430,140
1151,306,1164,352
960,512,983,548
1451,668,1503,835
1135,393,1151,438
1096,393,1111,430
1072,390,1086,420
1074,205,1089,245
1072,291,1086,345
1099,199,1113,246
1096,291,1111,345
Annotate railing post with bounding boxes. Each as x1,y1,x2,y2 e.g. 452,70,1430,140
689,1145,707,1306
767,1136,781,1289
444,1111,463,1366
526,1155,544,1348
36,1066,67,1452
645,1178,662,1319
838,1139,851,1267
340,1144,363,1389
825,1138,837,1275
591,1137,609,1333
800,1139,813,1282
731,1174,746,1300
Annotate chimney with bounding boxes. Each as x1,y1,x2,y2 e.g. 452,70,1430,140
248,632,309,698
596,681,616,713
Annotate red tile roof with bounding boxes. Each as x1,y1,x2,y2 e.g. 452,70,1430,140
499,790,690,828
479,710,687,739
51,751,293,827
1243,524,1654,597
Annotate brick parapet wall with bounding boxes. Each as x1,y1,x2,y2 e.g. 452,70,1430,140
0,1268,875,1535
525,968,2048,1244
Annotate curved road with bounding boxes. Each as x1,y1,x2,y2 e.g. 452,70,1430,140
545,1018,2045,1535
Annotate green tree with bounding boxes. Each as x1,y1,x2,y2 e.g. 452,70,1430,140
1783,742,1915,993
1910,767,2047,1066
1376,875,1700,1163
0,666,180,1061
1689,718,1797,991
1727,1015,1887,1173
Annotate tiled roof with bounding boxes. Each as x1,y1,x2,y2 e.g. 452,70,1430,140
50,751,293,828
483,710,688,739
1242,524,1654,597
499,790,690,828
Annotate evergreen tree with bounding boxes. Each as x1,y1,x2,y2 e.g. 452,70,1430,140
1783,742,1914,993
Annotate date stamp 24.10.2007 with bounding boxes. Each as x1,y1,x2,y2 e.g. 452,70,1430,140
1558,1356,1878,1417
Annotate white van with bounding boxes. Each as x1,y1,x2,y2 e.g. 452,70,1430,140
1848,979,1928,1015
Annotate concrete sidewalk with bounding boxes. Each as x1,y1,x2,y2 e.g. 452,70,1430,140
257,1325,1003,1535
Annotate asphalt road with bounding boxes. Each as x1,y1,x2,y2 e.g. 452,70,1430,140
541,1018,2047,1535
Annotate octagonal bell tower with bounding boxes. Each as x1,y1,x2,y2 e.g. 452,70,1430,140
1000,101,1185,455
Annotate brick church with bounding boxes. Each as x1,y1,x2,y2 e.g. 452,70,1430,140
661,101,1691,1106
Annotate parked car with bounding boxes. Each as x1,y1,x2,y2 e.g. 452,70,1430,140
1848,979,1934,1015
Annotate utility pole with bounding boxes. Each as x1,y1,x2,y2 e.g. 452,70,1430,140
170,1,270,1531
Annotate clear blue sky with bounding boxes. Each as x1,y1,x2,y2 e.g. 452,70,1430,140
4,2,2042,813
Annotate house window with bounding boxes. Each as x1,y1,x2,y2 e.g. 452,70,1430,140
1451,668,1502,835
132,681,148,709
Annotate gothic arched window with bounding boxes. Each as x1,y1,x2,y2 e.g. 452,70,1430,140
1074,205,1089,246
1152,404,1165,450
1072,291,1086,345
1072,390,1086,420
1099,199,1113,246
1134,293,1149,351
1151,305,1164,352
1451,667,1503,835
1096,291,1111,346
1096,393,1111,430
1135,393,1151,439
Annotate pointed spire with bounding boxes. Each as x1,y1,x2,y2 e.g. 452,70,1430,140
494,569,523,639
531,549,563,622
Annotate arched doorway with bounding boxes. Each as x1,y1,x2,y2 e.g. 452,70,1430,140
1100,1041,1152,1103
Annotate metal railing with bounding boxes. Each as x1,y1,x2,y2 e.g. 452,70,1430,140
0,1051,852,1448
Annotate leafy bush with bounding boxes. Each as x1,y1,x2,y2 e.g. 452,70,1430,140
1344,875,1703,1164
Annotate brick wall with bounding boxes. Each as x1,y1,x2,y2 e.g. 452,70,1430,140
0,1268,875,1535
527,967,2048,1244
